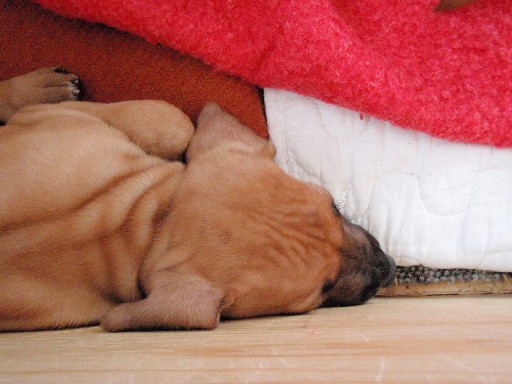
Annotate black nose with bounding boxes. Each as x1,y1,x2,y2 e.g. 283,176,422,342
381,254,396,287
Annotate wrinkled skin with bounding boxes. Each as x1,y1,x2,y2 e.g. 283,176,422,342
0,69,395,331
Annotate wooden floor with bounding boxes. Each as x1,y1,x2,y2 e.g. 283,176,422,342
1,296,511,383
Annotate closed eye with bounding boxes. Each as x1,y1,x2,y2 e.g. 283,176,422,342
331,200,342,218
322,280,335,295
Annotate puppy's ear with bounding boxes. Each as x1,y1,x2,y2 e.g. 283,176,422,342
186,103,276,162
101,269,235,331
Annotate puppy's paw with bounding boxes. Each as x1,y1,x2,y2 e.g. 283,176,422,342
20,67,82,103
0,67,82,122
47,67,83,101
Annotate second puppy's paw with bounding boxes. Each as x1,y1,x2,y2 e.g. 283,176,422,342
0,67,83,122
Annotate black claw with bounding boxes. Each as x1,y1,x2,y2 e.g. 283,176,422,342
55,67,69,74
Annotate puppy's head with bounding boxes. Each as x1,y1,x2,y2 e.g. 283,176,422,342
167,104,395,322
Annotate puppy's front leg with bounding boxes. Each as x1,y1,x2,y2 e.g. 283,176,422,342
0,67,81,124
100,269,232,331
58,101,195,160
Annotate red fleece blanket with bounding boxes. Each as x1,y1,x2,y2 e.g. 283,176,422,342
34,0,512,147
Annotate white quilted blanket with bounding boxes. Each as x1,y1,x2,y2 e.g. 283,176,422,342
265,89,512,272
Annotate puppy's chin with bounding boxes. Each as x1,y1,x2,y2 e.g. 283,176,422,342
220,284,324,320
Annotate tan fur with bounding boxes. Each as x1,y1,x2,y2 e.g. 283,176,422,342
0,69,395,332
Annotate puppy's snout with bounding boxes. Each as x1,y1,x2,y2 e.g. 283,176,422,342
323,218,396,307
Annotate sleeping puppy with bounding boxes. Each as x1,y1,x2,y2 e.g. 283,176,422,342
0,68,395,332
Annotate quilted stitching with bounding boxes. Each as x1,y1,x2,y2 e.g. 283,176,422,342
266,89,512,272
